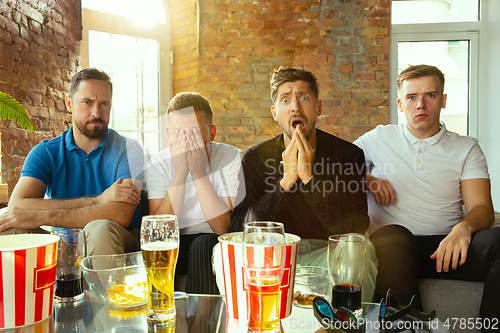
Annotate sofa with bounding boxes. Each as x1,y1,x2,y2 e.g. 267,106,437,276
418,211,500,333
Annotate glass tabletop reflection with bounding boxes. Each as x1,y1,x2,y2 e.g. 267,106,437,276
0,291,226,333
0,293,450,333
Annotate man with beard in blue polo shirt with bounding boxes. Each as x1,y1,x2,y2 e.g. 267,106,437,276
0,68,144,255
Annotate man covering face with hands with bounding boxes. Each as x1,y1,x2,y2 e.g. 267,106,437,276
145,92,243,294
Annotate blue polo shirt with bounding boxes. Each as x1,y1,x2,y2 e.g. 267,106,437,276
21,126,144,230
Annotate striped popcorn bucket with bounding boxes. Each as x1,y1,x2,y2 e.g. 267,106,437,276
219,232,300,321
5,316,53,333
0,234,59,329
225,314,251,333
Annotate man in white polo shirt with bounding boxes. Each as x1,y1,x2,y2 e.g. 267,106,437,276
145,92,243,294
355,64,500,325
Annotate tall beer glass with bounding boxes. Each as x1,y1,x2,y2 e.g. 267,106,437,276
243,222,285,332
141,215,179,326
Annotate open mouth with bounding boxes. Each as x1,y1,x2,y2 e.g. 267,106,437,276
291,118,305,131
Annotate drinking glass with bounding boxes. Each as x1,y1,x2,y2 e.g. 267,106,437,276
52,228,86,303
243,222,285,332
54,297,85,333
293,266,331,308
327,233,366,320
140,215,179,326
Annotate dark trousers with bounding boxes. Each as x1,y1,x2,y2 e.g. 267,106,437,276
370,225,500,327
177,233,220,294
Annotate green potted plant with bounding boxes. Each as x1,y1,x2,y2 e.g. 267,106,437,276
0,91,37,133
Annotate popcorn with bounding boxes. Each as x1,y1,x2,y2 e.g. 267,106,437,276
107,281,147,306
293,291,322,306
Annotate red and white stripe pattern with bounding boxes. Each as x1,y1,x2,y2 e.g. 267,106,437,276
219,232,300,321
0,235,58,329
280,240,299,318
225,314,251,333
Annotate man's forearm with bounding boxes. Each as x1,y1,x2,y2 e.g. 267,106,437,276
39,202,136,229
193,176,231,234
460,204,495,233
9,196,98,210
151,182,186,217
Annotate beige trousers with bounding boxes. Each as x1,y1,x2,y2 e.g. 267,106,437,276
0,220,140,256
83,220,140,255
0,227,50,235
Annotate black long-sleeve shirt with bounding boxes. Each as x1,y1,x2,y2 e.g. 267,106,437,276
231,129,370,240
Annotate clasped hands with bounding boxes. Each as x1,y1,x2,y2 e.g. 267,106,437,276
170,127,209,181
280,127,314,192
0,179,141,232
97,178,141,206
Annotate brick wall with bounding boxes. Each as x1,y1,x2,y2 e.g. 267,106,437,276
0,0,389,194
170,0,200,93
172,0,390,150
0,0,81,193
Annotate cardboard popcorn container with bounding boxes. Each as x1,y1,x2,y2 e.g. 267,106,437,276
225,314,250,333
0,234,59,329
218,232,300,320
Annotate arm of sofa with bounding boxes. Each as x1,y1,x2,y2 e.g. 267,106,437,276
492,211,500,227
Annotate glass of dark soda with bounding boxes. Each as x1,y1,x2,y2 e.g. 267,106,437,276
327,234,366,321
52,228,86,302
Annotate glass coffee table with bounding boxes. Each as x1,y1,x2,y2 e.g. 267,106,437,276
282,303,451,333
1,292,450,333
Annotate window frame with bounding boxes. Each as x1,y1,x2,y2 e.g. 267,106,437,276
390,23,480,138
81,6,173,152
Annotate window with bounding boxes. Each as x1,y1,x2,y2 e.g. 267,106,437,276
88,31,160,153
81,1,172,156
82,0,166,24
392,0,479,24
394,36,476,136
390,1,480,138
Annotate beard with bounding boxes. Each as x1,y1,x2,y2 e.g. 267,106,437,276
74,118,108,139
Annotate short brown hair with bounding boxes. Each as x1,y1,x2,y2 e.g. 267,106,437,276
397,64,445,92
167,92,213,124
270,66,320,104
70,68,112,97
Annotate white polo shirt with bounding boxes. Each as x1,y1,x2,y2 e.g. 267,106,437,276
354,123,489,236
145,142,243,235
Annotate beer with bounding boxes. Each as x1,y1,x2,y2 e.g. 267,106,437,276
141,241,179,324
248,276,281,331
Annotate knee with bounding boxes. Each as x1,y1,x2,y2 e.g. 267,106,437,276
472,227,500,261
370,224,414,248
84,220,121,240
190,234,220,254
189,234,220,264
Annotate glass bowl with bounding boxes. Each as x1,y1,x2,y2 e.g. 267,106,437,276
81,251,147,309
293,266,331,308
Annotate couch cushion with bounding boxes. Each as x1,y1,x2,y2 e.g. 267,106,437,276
418,279,482,333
